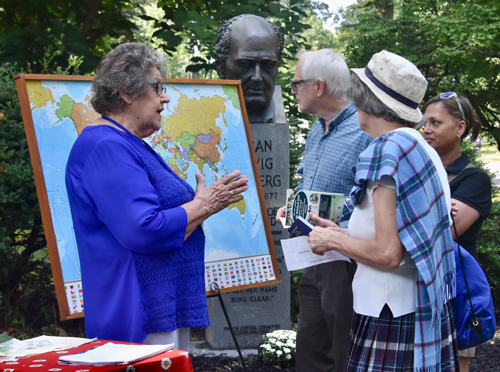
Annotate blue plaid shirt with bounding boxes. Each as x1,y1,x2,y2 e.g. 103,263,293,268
297,103,372,225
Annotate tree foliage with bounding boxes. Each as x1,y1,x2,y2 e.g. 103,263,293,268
335,0,500,149
0,0,141,74
149,0,311,73
460,140,500,319
0,65,62,336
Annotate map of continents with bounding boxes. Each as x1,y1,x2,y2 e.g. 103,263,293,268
26,79,270,293
27,80,99,291
145,83,268,262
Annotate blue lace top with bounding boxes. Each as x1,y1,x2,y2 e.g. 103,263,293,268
66,124,209,343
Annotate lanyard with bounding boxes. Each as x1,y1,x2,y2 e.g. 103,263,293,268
101,115,142,144
101,115,164,162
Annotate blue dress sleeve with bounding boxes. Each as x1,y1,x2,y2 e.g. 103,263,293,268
76,137,188,254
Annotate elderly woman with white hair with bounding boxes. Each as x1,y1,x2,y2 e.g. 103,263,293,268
308,50,459,371
66,42,248,350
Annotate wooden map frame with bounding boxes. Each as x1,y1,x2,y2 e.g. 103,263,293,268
14,74,281,321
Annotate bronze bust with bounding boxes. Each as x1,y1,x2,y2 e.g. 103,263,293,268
215,15,284,123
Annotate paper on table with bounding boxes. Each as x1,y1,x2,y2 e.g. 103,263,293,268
281,236,350,271
0,335,97,360
58,342,174,365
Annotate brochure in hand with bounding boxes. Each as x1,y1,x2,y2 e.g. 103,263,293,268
283,189,345,228
288,216,313,237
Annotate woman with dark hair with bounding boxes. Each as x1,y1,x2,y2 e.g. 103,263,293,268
66,42,248,349
423,93,491,260
423,93,492,371
308,50,458,371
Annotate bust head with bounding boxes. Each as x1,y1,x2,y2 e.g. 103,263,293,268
215,15,284,120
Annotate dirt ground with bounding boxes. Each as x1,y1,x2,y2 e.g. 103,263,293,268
192,335,500,372
470,338,500,371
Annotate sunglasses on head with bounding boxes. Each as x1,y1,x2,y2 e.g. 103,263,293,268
439,92,466,122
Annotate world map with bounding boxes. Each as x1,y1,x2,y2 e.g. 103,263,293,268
24,78,274,313
145,84,269,263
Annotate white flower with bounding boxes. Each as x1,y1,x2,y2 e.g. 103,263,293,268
260,329,297,367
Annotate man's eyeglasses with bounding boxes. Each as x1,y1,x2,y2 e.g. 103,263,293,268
290,79,313,93
439,92,466,122
151,82,166,97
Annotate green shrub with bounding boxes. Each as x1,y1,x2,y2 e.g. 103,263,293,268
462,138,500,320
0,64,80,338
478,201,500,320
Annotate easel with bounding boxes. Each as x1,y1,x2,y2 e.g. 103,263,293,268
209,282,248,372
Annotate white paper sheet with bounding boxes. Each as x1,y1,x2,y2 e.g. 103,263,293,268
281,236,350,271
58,342,174,365
0,336,96,361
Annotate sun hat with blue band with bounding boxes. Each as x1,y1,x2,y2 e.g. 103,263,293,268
351,50,428,123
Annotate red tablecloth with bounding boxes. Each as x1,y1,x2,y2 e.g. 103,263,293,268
0,340,193,372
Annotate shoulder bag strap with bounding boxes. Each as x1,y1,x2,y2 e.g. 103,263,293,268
451,214,479,328
447,162,475,183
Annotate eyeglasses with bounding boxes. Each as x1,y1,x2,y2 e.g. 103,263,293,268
290,79,313,93
439,92,466,122
150,82,166,97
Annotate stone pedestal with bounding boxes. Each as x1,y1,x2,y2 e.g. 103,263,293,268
205,122,290,349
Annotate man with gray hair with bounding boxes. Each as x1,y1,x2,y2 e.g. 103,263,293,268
278,49,371,372
215,14,284,123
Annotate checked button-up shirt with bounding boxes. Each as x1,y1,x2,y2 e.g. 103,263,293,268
296,102,372,225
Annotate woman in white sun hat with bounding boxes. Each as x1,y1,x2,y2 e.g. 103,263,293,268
308,50,459,371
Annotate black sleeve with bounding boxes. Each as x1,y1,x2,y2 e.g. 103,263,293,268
451,168,492,218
